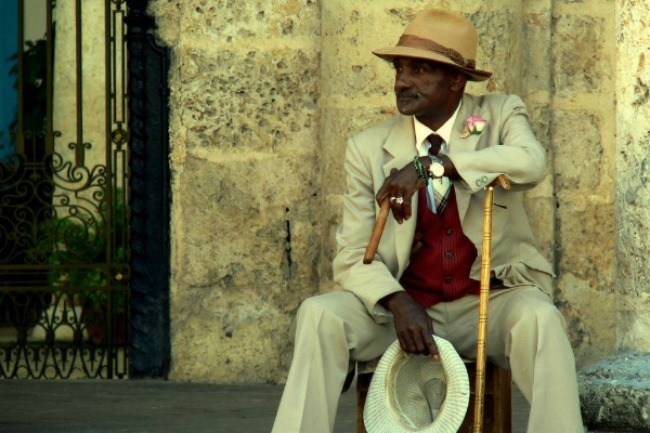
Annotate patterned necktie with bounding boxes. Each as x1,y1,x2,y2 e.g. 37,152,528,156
426,134,452,214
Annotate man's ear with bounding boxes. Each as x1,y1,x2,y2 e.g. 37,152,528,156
450,72,467,92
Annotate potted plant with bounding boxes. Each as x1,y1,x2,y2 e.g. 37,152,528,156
38,194,128,345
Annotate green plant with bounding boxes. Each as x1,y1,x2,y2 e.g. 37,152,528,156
34,191,128,312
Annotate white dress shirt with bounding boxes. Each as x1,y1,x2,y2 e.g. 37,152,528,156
412,101,462,212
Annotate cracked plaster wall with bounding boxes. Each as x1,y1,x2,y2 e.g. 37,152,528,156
149,0,642,383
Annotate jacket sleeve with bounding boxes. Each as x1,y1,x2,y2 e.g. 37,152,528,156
331,137,403,323
449,94,547,193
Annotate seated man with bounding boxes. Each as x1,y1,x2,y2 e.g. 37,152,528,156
272,8,584,433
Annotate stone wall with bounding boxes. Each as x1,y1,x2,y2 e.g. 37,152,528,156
149,0,644,383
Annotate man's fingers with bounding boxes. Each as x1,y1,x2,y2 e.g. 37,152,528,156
426,336,440,360
422,320,440,360
391,209,404,224
376,186,389,205
389,199,404,224
388,188,408,224
402,197,413,220
407,328,427,354
377,170,398,204
398,332,416,354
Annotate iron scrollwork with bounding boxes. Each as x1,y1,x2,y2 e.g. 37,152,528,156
0,0,131,379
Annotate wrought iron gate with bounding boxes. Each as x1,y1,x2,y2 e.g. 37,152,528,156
0,0,130,379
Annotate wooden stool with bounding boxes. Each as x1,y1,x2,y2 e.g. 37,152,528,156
354,360,512,433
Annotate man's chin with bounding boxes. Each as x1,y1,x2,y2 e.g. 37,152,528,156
395,96,422,115
397,107,419,116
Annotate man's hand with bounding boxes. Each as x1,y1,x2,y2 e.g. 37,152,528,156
380,291,439,359
376,164,425,224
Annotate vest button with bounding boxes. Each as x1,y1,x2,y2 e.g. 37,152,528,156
444,276,452,283
445,251,453,259
446,228,453,235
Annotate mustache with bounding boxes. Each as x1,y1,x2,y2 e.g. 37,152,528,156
395,89,419,98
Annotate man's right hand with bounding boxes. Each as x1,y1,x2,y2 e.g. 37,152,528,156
380,291,439,359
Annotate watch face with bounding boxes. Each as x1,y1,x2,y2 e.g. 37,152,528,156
430,162,445,177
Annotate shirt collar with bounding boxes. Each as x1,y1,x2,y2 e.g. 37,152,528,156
413,101,462,154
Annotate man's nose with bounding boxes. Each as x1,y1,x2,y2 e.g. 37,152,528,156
394,71,411,90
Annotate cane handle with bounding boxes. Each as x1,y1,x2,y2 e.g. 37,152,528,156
492,174,511,190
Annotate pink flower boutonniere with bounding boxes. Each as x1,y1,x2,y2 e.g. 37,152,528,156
461,115,487,138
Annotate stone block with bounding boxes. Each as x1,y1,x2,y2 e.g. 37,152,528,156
526,101,552,147
320,105,396,195
617,298,650,352
553,109,602,194
170,289,295,383
180,0,321,42
556,202,616,292
179,47,320,155
173,156,320,293
321,0,376,38
579,352,650,432
552,14,609,96
523,196,554,264
554,196,617,366
555,273,617,366
522,12,552,95
321,41,393,98
467,10,523,94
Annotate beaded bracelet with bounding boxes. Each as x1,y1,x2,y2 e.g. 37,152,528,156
413,156,430,185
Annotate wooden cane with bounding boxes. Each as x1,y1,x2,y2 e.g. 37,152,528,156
473,175,510,433
363,199,391,264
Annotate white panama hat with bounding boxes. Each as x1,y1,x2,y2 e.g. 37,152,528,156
364,336,470,433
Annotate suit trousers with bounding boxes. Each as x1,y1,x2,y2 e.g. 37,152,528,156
271,286,585,433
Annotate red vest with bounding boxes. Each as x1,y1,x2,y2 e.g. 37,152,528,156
399,187,480,307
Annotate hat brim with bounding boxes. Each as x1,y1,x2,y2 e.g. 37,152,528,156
373,46,492,82
363,336,470,433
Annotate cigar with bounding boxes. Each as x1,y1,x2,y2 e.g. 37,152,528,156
363,199,391,264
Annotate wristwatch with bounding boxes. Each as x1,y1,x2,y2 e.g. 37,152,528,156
428,156,445,178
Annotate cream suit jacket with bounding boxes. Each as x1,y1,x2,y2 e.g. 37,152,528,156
332,93,555,322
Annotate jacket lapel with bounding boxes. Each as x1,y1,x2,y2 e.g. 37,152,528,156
450,94,482,223
382,115,417,177
381,115,418,274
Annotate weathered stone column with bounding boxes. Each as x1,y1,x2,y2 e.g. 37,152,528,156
578,2,649,431
151,1,322,384
550,0,618,367
615,0,650,353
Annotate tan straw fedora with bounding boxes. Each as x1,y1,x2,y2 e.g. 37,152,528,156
363,336,470,433
373,9,492,82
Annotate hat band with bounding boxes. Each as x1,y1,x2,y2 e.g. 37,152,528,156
397,35,477,70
